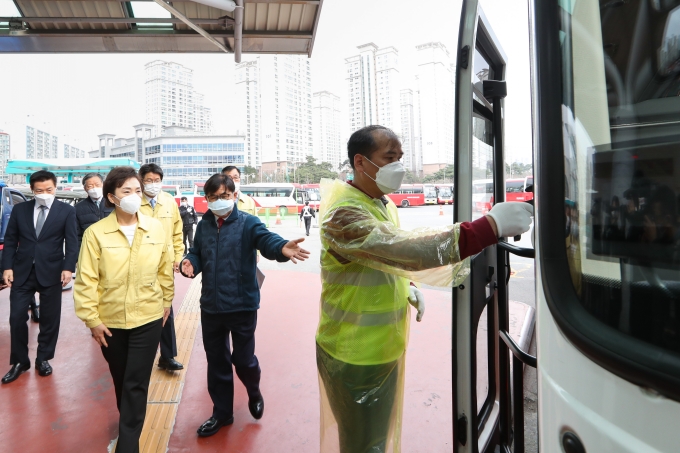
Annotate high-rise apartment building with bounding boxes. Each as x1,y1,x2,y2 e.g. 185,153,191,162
26,125,58,159
313,91,342,170
346,43,401,136
0,131,9,182
400,89,419,173
415,42,455,175
235,55,313,169
145,60,213,136
63,144,85,159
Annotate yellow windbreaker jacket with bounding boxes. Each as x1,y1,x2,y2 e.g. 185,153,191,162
74,211,174,329
140,190,184,263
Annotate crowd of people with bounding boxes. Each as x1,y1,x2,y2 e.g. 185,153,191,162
0,125,533,453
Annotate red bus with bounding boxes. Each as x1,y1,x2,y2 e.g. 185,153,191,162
386,184,426,208
436,184,454,205
193,182,208,214
294,183,321,211
505,176,534,202
162,184,183,207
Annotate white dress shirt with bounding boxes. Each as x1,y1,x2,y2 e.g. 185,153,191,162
33,199,54,228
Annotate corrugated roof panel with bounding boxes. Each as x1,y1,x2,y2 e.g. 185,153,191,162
15,1,128,30
243,3,317,32
171,2,233,31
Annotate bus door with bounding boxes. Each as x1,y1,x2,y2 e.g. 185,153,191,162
532,1,680,452
454,2,535,452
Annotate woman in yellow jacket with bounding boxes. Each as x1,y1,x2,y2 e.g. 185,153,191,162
74,166,174,453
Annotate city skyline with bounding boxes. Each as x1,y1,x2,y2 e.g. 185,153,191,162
0,0,533,167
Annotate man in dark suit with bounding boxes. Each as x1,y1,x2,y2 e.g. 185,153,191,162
75,172,113,245
1,171,78,384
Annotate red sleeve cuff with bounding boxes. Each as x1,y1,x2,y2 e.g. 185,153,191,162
458,217,498,259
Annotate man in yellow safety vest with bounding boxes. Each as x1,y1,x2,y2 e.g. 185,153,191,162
316,125,533,453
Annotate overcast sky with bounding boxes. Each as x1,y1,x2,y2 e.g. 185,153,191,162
0,0,532,163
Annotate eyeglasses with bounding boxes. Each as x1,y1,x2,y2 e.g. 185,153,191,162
206,194,233,202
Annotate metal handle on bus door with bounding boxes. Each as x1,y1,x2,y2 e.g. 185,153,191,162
497,240,535,259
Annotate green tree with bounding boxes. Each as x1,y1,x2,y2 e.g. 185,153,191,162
242,165,258,184
295,155,338,183
423,164,456,183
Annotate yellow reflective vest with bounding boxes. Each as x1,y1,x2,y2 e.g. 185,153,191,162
317,179,470,365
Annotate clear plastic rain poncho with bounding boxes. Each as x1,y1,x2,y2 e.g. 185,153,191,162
316,178,470,453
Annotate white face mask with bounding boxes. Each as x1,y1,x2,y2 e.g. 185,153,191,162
144,182,162,197
87,187,103,200
114,194,142,215
181,202,188,207
208,199,234,217
34,193,55,207
233,181,241,194
364,157,406,194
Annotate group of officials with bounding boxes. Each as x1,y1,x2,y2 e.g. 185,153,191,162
0,125,532,453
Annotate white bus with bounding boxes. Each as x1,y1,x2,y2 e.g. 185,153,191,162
239,183,305,216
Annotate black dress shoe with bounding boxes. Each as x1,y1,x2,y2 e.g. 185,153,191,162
158,357,184,371
197,416,233,437
2,363,30,384
36,360,52,377
248,394,264,420
30,305,40,323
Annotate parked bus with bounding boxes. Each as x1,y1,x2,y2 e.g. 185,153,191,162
240,183,307,216
423,183,438,204
436,184,454,205
505,176,534,202
472,179,494,212
193,182,208,214
294,183,320,211
386,184,426,208
162,184,183,206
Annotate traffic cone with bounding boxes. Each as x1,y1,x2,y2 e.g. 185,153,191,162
439,205,444,216
275,211,282,225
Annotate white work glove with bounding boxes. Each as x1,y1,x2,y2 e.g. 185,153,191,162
408,286,425,322
487,202,533,238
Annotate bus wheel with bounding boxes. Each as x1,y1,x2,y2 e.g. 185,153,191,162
401,200,410,208
279,206,288,217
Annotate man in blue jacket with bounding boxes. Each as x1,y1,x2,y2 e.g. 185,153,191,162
181,173,309,437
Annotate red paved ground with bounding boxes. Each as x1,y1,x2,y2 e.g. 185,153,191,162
169,270,454,453
0,270,460,452
0,275,192,453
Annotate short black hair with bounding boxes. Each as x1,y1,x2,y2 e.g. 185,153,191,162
347,125,399,169
204,174,235,198
139,163,164,180
82,173,103,187
29,170,57,189
181,196,188,201
221,166,240,175
103,166,142,208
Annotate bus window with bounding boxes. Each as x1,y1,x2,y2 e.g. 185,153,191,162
546,0,680,401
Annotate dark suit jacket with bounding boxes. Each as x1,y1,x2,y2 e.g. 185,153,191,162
1,199,78,288
75,196,113,245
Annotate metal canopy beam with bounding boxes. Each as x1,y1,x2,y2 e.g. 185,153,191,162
0,17,233,25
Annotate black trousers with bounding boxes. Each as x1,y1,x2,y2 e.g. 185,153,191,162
201,310,261,420
101,319,163,453
303,216,312,235
9,266,62,365
316,344,400,453
183,226,194,253
159,306,177,359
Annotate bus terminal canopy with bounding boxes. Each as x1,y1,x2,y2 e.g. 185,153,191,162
6,158,140,182
0,0,322,61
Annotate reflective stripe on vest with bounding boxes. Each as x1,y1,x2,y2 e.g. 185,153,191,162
321,268,397,287
322,300,406,326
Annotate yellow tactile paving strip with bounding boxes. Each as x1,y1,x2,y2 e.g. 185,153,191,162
111,275,203,453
